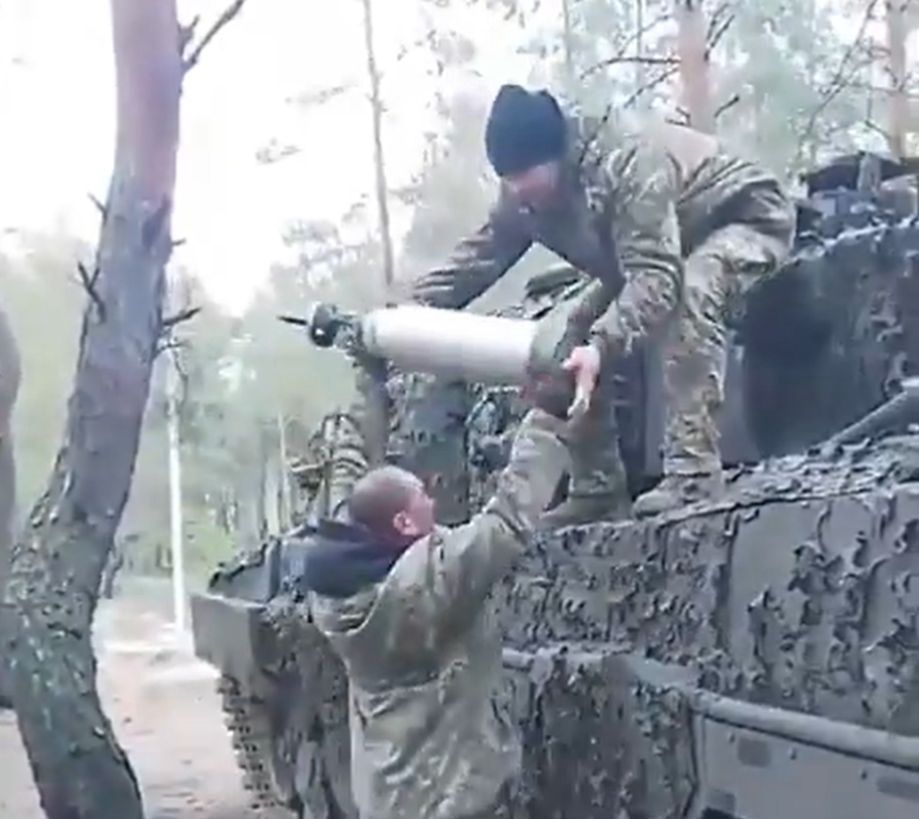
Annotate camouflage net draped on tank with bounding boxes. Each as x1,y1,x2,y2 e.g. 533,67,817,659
197,154,919,818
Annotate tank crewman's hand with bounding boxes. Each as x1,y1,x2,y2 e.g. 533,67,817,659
562,343,602,420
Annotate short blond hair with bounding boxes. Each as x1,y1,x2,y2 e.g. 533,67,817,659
347,465,419,537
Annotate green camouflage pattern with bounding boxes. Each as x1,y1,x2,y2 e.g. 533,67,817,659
413,113,795,481
310,410,571,819
657,182,795,476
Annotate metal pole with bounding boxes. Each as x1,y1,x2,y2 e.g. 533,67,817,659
166,309,186,636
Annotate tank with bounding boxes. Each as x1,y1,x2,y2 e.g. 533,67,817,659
190,152,919,818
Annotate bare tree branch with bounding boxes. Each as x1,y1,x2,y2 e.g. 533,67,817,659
580,9,670,79
289,81,357,108
87,193,107,220
182,0,250,74
588,55,677,69
162,305,202,330
862,117,890,139
706,9,735,56
714,92,741,119
795,0,879,164
672,105,690,126
154,336,189,359
582,2,734,90
76,262,106,322
623,65,679,109
178,13,201,56
705,3,732,40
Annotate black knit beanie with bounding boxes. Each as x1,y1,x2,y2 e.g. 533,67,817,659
485,85,567,177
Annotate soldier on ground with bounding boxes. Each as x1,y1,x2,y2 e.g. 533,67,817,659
411,84,796,521
302,406,578,819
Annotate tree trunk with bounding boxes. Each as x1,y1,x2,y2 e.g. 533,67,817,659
3,0,181,815
360,0,396,289
561,0,576,96
674,0,715,133
166,346,186,633
0,305,21,707
886,0,909,158
277,412,293,530
634,0,646,99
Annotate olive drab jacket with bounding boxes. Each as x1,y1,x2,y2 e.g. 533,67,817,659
305,409,571,819
411,113,784,361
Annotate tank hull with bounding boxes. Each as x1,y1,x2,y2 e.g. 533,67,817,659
192,436,919,817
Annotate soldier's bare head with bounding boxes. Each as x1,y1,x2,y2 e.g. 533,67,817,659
348,465,436,547
485,84,566,211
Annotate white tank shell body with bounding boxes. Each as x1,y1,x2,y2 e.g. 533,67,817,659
359,305,537,384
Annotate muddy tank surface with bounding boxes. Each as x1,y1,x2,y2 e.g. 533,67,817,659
191,153,919,818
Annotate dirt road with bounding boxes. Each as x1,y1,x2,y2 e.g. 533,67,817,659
0,581,264,819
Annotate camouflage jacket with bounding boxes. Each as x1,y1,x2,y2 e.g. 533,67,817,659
306,409,571,819
412,114,781,360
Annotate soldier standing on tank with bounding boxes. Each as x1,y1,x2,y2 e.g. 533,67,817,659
411,84,796,521
302,406,578,819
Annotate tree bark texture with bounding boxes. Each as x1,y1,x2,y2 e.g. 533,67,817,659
561,0,576,96
361,0,396,289
674,0,715,133
3,0,181,816
0,304,22,707
886,0,909,158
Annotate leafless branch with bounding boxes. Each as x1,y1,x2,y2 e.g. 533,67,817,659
583,3,733,81
706,10,735,57
580,9,670,78
714,92,741,119
154,337,189,359
851,78,919,98
795,0,879,164
172,238,187,249
178,14,201,57
622,65,679,109
76,262,106,322
589,56,677,69
162,306,202,330
706,4,732,39
289,82,357,108
182,0,250,74
88,193,106,220
862,117,890,139
671,106,690,126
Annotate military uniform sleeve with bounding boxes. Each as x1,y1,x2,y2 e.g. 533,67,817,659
587,140,682,360
411,205,532,309
327,356,391,520
411,408,571,638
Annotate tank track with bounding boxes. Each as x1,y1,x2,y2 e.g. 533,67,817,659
217,673,296,819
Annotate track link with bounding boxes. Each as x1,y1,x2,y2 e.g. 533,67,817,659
218,673,296,818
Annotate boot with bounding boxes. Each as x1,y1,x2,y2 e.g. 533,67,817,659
632,472,724,519
539,492,632,530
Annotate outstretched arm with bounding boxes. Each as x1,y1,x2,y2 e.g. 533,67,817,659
400,408,571,640
411,208,532,309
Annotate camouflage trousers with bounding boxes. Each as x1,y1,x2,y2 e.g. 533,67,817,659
540,181,795,496
662,181,795,476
